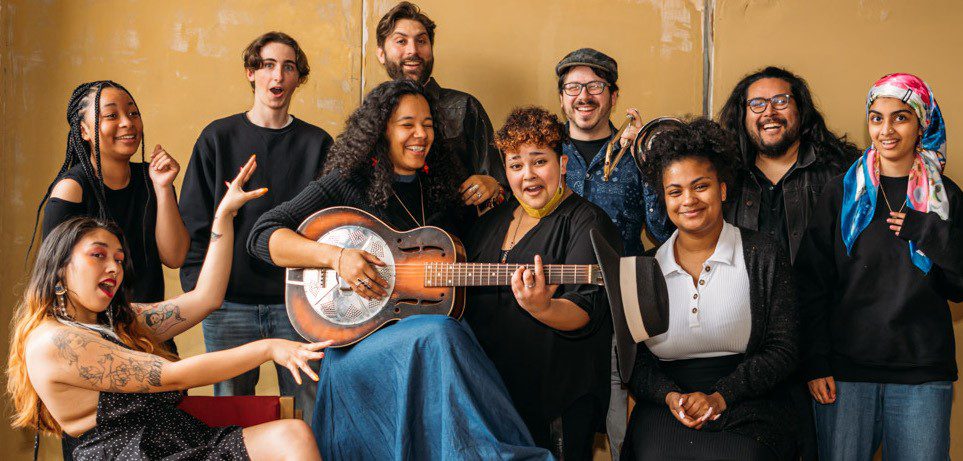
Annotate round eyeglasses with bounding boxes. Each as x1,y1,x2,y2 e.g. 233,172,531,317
562,81,609,97
746,93,792,114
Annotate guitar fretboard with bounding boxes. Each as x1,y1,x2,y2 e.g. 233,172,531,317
424,262,601,287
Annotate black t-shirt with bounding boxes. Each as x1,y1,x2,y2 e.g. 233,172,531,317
179,114,333,304
42,163,165,303
570,137,609,166
463,194,619,447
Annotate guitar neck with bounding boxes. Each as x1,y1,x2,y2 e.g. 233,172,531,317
424,263,603,287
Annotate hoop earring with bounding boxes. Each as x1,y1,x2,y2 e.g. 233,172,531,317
54,283,71,320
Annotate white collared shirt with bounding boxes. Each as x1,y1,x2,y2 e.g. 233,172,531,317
645,222,751,361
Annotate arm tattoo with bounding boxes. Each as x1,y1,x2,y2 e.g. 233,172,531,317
134,302,187,336
210,231,222,242
52,329,163,392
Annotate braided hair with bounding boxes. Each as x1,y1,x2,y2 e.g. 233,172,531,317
27,81,149,259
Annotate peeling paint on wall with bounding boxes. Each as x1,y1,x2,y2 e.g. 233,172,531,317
648,0,694,58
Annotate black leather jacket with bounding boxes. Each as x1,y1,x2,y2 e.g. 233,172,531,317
423,78,506,186
724,144,847,263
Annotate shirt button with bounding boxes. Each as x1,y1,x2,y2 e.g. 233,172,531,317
746,200,754,207
585,174,591,179
692,293,698,300
691,307,698,314
704,266,711,272
699,279,705,285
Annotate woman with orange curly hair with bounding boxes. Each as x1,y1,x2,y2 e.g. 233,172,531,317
464,106,620,459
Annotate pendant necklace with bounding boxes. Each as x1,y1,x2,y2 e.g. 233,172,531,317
393,177,426,227
502,210,528,263
879,181,907,214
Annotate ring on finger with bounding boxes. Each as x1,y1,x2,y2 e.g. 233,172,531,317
476,192,482,198
525,283,535,288
469,184,479,191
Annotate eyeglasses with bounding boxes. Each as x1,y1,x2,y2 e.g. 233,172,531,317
746,93,792,114
562,81,609,96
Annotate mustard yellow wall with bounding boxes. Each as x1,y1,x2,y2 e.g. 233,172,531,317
2,1,961,460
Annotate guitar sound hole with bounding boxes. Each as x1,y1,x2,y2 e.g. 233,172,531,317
396,298,442,306
440,293,445,297
394,307,401,314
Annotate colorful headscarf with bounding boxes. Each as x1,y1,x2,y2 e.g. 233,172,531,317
840,73,948,273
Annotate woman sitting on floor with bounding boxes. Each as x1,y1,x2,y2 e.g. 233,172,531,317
8,157,329,460
246,79,551,460
623,118,799,460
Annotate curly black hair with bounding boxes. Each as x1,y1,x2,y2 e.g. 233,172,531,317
717,66,859,168
322,79,463,210
641,117,740,196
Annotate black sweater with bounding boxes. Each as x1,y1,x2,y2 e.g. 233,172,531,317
247,170,461,268
179,114,332,304
629,229,800,453
795,174,963,384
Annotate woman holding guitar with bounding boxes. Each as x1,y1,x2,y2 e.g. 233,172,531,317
247,80,549,459
464,107,620,459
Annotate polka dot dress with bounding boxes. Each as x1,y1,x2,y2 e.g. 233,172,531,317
66,334,250,460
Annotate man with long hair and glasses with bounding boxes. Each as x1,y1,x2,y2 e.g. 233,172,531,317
717,66,859,459
375,2,506,211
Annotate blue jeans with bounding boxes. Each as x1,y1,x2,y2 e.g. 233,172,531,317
813,380,952,461
202,301,319,423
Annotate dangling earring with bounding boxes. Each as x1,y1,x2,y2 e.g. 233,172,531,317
106,305,115,331
54,283,71,319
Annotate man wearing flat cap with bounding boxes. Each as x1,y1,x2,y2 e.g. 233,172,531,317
555,47,673,459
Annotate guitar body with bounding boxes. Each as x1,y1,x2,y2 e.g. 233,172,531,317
285,207,466,347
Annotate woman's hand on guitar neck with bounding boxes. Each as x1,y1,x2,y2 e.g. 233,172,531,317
336,248,389,299
511,254,559,315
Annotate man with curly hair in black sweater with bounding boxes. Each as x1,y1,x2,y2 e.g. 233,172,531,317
178,32,333,423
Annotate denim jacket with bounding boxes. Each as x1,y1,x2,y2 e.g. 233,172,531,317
563,125,673,255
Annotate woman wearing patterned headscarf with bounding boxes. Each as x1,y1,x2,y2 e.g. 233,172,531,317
795,73,962,460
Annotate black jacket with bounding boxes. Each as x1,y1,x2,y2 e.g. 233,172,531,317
423,78,506,187
724,143,849,263
629,229,799,453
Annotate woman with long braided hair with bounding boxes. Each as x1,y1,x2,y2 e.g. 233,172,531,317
35,81,189,304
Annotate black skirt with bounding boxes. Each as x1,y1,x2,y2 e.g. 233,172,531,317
623,354,794,460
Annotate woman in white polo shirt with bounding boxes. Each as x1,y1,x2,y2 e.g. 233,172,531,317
622,118,799,461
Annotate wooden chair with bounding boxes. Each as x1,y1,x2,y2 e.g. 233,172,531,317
178,395,301,427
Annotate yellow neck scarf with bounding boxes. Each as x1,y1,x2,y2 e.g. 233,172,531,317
518,184,566,218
